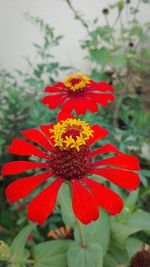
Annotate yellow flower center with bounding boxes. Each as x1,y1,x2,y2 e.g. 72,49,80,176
64,73,90,92
49,118,93,151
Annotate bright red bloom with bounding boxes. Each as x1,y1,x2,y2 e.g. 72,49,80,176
2,114,140,225
42,73,114,115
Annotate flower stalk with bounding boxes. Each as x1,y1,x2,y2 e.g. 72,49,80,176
76,218,87,248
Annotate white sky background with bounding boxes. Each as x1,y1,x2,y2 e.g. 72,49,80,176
0,0,149,76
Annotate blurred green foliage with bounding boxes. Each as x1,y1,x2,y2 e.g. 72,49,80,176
0,14,73,163
0,15,69,245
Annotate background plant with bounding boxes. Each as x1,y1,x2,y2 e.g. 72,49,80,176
64,0,150,155
64,0,150,209
0,15,70,244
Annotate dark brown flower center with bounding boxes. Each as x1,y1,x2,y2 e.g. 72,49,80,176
50,145,92,180
62,129,80,140
67,89,86,97
130,250,150,267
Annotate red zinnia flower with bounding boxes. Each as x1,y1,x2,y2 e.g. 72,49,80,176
1,113,140,225
42,73,114,115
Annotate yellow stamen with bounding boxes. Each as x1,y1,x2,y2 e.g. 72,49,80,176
64,73,90,92
49,118,93,151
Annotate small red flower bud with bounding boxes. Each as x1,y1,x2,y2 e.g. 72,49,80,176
16,204,25,211
27,234,33,241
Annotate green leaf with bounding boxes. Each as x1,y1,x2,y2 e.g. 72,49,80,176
111,221,133,245
130,26,143,36
112,54,127,69
47,62,59,72
128,209,150,231
90,70,110,82
141,169,150,177
32,240,72,267
60,66,72,71
141,48,150,59
111,209,150,244
57,183,75,227
103,253,117,267
67,242,103,267
90,26,111,42
74,209,110,255
130,26,149,42
90,48,111,67
10,224,36,264
108,240,129,264
125,189,139,211
125,237,142,259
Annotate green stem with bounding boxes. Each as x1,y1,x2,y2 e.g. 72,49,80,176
76,219,87,248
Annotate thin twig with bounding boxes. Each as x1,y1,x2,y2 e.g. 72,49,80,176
112,11,121,28
64,0,90,34
133,0,142,21
103,13,116,47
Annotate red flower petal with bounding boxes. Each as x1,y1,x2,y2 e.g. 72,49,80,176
2,161,50,176
42,95,67,109
58,111,74,121
61,98,75,113
74,97,98,114
94,155,140,170
74,97,89,114
88,125,109,145
91,168,140,190
7,138,49,160
44,83,66,92
62,96,98,115
5,171,53,203
92,144,122,157
86,93,114,106
40,123,54,142
71,180,99,224
84,97,99,113
81,177,123,215
53,82,65,88
27,177,63,224
89,82,114,92
21,128,52,151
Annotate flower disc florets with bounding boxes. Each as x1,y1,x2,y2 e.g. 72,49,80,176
64,73,90,92
130,250,150,267
49,118,93,179
50,118,93,151
50,146,92,180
